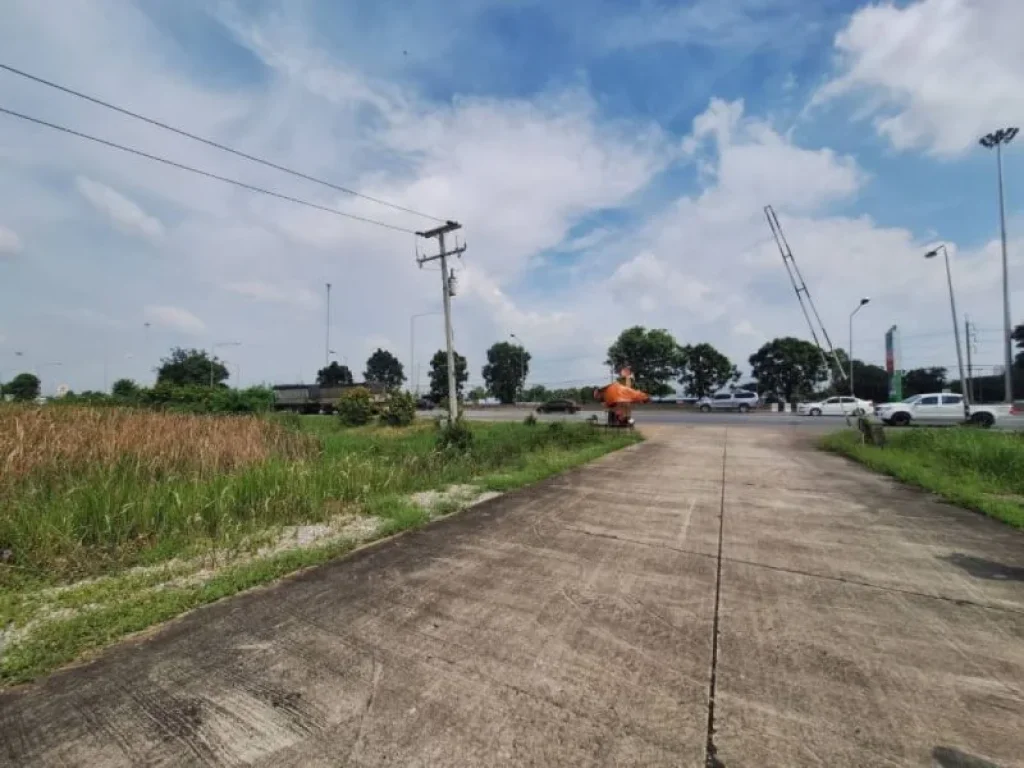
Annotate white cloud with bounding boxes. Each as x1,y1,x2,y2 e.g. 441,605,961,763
144,305,206,335
818,0,1024,155
224,281,319,309
0,226,22,257
76,177,165,240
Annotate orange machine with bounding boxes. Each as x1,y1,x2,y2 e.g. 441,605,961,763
594,370,649,427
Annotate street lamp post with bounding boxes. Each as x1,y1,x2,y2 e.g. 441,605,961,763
410,312,441,396
924,245,970,420
848,298,870,399
510,333,524,404
210,342,241,388
979,126,1019,403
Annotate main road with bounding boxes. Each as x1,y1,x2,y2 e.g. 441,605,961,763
2,426,1022,766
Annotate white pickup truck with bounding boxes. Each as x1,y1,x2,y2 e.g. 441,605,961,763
874,393,1014,428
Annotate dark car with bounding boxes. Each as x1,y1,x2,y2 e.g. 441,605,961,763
416,397,437,410
536,399,580,414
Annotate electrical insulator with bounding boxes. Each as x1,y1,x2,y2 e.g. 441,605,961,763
448,269,457,297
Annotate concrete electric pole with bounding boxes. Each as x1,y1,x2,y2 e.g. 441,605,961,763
325,282,332,369
416,221,466,423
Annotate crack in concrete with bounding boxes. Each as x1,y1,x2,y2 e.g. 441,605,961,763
705,429,727,768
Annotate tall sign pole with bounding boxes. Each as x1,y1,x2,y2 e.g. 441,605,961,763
416,221,466,423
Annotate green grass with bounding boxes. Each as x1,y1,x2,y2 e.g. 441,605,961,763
1,416,640,684
821,428,1024,529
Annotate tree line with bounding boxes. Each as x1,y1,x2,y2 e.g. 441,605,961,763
6,322,1024,408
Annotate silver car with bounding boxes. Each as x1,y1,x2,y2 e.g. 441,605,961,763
698,390,759,413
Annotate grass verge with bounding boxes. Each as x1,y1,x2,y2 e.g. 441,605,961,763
1,411,640,684
821,428,1024,529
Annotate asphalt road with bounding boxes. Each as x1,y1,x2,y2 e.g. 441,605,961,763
455,406,1024,431
3,426,1022,766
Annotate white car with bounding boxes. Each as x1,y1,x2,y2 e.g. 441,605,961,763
875,393,1007,428
798,396,873,417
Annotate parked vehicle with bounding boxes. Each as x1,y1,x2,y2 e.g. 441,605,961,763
798,396,874,417
416,397,436,410
874,393,1009,428
697,390,759,413
536,399,580,414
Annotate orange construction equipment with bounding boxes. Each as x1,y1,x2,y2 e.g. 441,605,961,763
594,376,649,427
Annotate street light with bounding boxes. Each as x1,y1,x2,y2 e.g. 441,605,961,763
410,312,441,396
510,333,525,404
924,245,970,420
848,297,870,399
210,342,241,387
979,126,1018,403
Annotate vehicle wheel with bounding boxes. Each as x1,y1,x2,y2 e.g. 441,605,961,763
810,408,822,417
891,413,911,427
737,404,750,414
970,412,995,429
853,408,865,416
699,404,711,413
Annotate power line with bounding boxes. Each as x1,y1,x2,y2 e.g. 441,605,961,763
0,63,445,224
0,106,417,235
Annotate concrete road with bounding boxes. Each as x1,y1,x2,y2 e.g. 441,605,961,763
2,427,1022,766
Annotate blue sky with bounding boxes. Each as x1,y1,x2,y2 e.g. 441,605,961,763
1,0,1022,394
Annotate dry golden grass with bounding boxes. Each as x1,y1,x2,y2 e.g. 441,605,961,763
0,405,317,486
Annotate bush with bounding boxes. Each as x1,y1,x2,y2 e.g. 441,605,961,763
337,387,374,427
379,391,417,427
436,418,474,453
523,413,538,426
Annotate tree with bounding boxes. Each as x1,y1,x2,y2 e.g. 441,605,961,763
902,367,947,397
157,348,228,387
606,326,681,397
111,378,140,398
748,337,828,402
428,349,468,403
524,384,550,402
482,341,531,404
678,343,735,398
317,361,353,387
364,348,405,390
468,386,488,403
4,372,40,402
1014,323,1024,368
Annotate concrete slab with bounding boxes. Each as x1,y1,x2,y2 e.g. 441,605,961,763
0,438,720,767
714,429,1024,768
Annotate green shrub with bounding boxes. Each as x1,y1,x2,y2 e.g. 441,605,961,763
379,391,417,427
547,420,565,434
436,418,474,453
523,413,538,426
336,387,374,427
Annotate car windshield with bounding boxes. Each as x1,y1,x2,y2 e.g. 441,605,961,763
901,395,922,404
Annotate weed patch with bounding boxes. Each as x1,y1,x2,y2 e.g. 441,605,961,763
822,428,1024,529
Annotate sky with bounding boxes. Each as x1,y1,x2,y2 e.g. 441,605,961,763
1,0,1023,395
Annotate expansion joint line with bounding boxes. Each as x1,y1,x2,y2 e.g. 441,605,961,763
705,429,727,768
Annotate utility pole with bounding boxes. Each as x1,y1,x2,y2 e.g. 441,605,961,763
325,282,332,370
416,221,466,423
965,316,974,402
